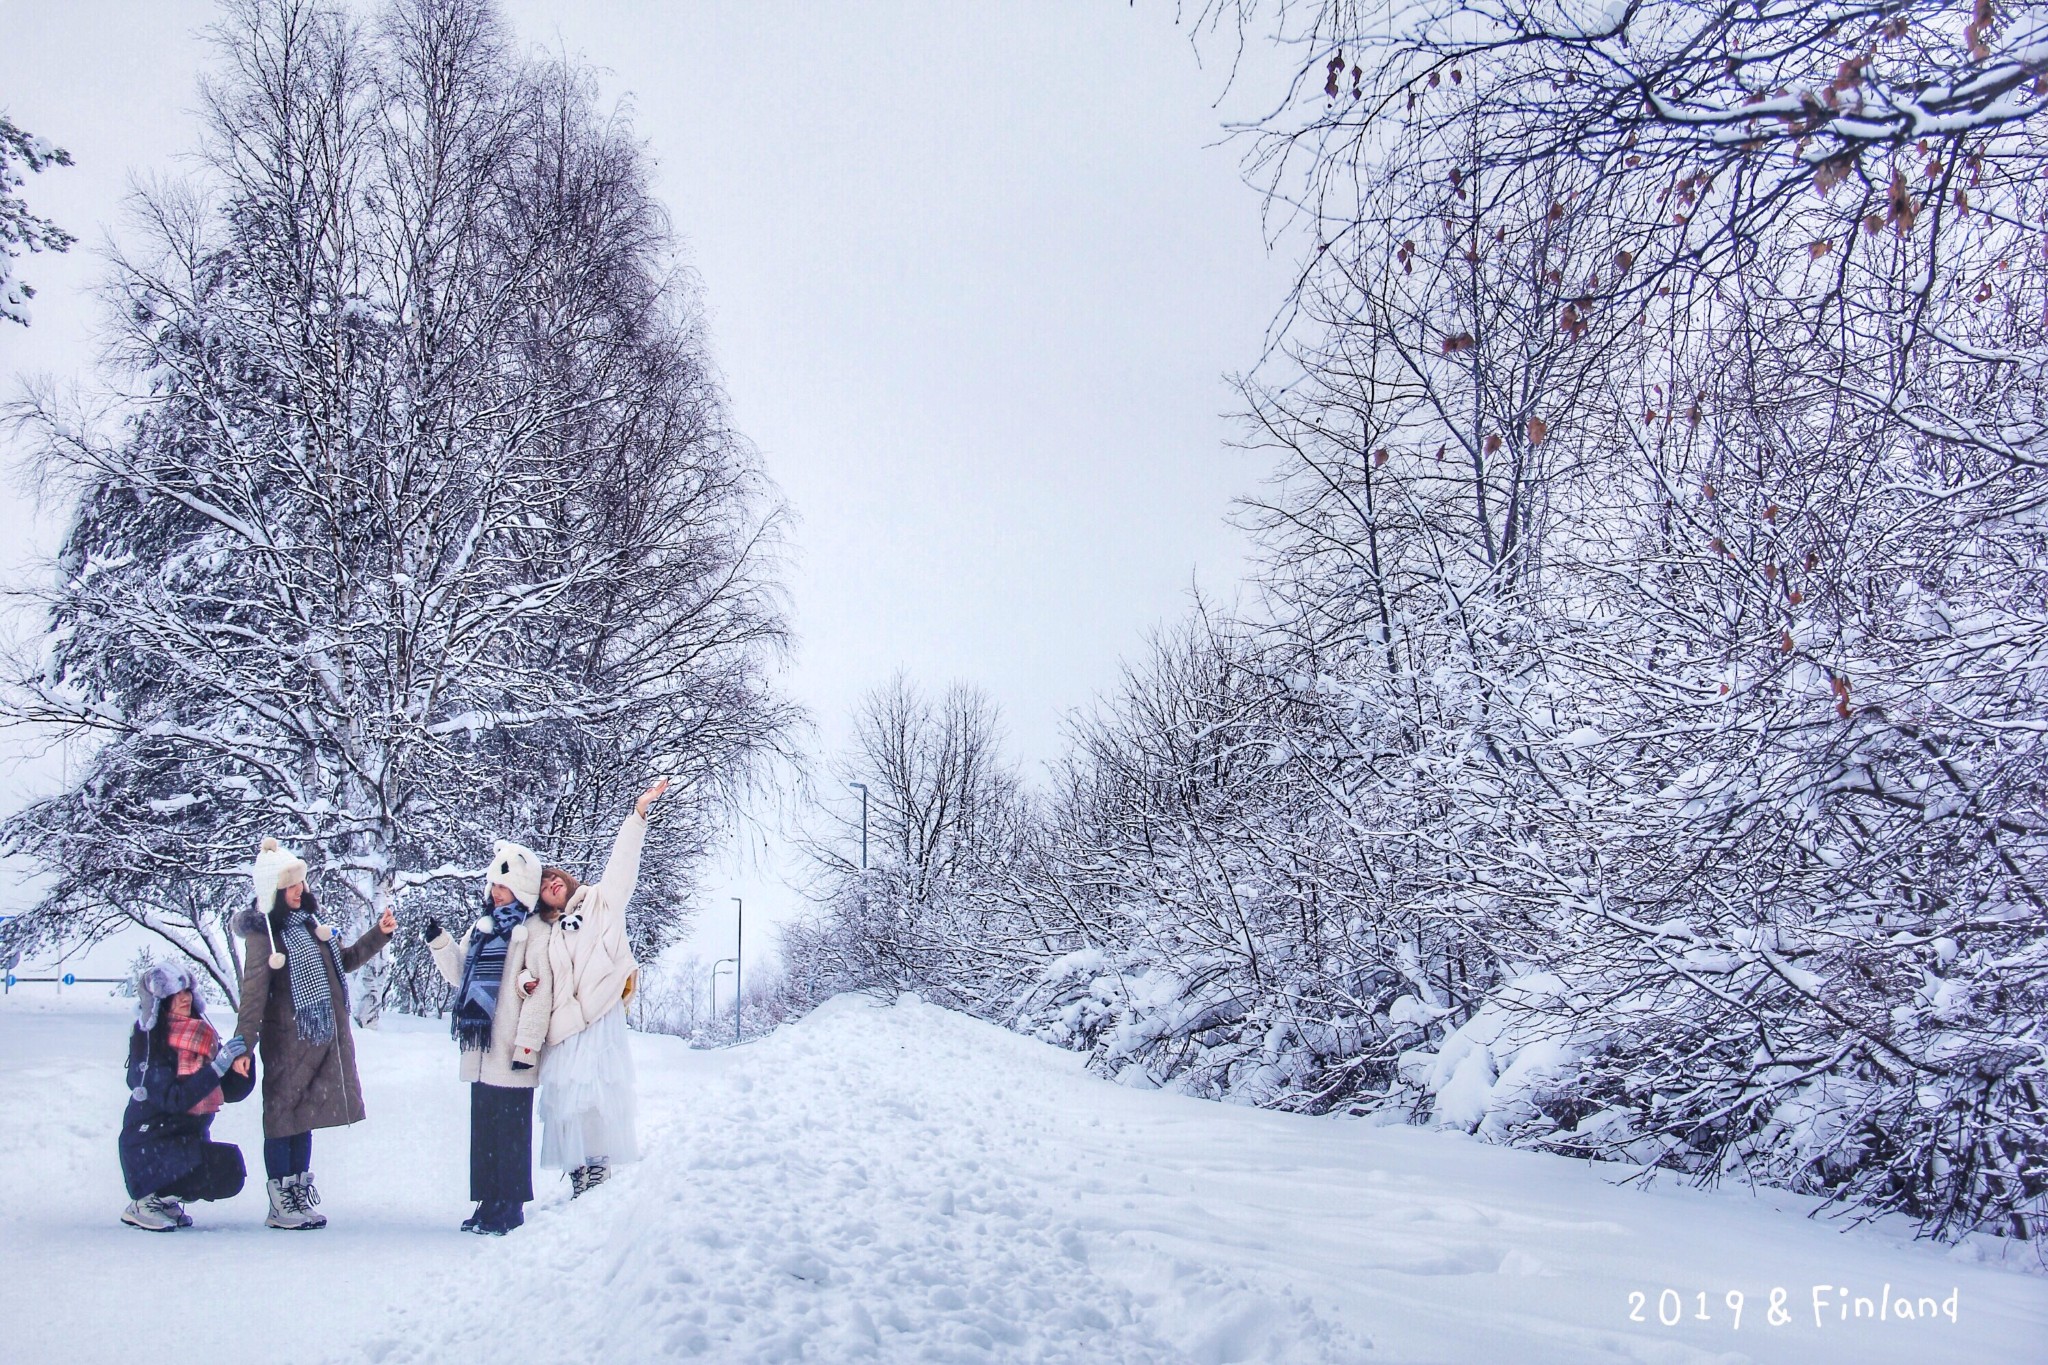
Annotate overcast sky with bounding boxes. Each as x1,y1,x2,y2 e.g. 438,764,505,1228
0,1,1298,971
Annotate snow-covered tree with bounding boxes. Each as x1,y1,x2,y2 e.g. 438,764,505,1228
0,113,73,324
785,675,1039,1012
922,2,2048,1242
1,0,793,1014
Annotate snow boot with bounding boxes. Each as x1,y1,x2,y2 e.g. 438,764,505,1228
265,1176,320,1229
460,1203,486,1233
475,1199,524,1236
293,1172,328,1228
121,1195,180,1232
570,1160,611,1198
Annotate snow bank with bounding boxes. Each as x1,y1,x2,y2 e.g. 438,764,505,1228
4,991,2044,1364
1401,972,1592,1142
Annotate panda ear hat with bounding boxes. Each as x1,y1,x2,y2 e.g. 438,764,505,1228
483,839,543,912
248,837,310,970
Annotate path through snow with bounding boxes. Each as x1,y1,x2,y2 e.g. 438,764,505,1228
1,991,2041,1363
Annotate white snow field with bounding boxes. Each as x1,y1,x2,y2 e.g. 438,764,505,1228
1,990,2042,1365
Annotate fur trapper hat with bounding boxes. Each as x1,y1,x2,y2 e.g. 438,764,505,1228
135,961,204,1031
487,840,543,910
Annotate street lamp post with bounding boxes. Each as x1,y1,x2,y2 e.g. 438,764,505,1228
710,957,736,1034
847,781,869,870
732,896,743,1047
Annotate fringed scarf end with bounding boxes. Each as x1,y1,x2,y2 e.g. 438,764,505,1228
452,1015,494,1053
294,996,336,1048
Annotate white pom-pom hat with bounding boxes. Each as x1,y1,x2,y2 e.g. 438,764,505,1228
251,837,312,969
485,840,543,910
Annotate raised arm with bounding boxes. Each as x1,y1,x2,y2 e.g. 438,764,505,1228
595,811,647,912
596,778,667,911
426,920,468,988
340,906,397,973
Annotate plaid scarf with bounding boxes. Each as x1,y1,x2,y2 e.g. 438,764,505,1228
277,899,340,1047
166,1014,224,1116
452,899,527,1053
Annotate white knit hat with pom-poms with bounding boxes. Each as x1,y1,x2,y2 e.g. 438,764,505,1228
251,837,310,969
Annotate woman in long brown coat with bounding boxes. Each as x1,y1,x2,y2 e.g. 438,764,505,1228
231,837,394,1230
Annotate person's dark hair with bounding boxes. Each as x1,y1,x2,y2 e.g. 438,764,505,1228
269,884,319,922
126,1013,172,1069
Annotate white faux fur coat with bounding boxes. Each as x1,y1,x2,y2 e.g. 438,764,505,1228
428,913,554,1088
544,809,646,1045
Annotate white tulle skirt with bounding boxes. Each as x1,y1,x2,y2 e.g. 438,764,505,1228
537,1006,639,1171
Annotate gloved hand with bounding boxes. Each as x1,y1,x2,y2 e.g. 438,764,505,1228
423,917,444,943
511,1060,533,1072
213,1036,249,1076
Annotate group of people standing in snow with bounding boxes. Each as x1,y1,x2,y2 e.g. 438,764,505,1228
117,778,669,1237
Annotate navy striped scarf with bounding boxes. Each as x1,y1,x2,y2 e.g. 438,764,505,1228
452,900,527,1053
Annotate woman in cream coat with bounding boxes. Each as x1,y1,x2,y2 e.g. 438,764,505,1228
426,841,554,1235
534,777,667,1196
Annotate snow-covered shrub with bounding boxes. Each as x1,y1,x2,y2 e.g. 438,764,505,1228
1401,974,1597,1143
783,677,1042,1019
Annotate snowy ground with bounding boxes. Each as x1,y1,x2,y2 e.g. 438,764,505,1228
0,990,2041,1364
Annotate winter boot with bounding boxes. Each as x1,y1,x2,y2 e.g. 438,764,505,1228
292,1172,328,1228
568,1166,590,1198
475,1198,525,1235
460,1203,486,1233
161,1196,194,1228
265,1176,320,1229
583,1160,610,1193
121,1195,180,1232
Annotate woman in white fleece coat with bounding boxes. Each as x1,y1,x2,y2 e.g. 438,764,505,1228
533,777,667,1196
425,842,554,1235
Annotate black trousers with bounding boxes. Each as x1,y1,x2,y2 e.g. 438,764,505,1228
470,1082,534,1204
158,1142,247,1203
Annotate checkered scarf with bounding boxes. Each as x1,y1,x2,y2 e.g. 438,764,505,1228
276,897,340,1047
166,1014,224,1116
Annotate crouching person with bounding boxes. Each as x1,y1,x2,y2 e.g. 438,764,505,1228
426,840,553,1235
119,963,254,1231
